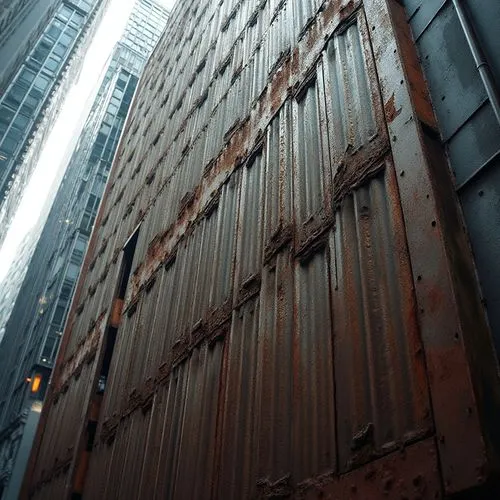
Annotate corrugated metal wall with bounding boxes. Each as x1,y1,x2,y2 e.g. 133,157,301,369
24,0,500,498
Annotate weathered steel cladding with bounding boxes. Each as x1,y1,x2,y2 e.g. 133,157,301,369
24,0,500,498
30,360,98,499
332,167,431,471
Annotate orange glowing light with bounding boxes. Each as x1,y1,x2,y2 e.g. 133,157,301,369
31,374,42,393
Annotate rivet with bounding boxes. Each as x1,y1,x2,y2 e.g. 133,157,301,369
413,475,423,486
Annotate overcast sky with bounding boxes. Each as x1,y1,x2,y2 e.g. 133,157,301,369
0,0,176,283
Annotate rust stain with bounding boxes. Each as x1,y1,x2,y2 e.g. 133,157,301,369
55,311,107,392
384,93,402,123
301,438,440,499
387,0,437,130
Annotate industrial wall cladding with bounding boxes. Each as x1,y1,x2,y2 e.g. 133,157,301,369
24,0,500,498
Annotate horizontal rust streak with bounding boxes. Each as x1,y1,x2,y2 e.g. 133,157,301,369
73,0,369,320
55,312,107,393
98,323,230,445
299,438,440,499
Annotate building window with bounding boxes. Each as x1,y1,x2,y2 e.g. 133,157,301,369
18,68,36,88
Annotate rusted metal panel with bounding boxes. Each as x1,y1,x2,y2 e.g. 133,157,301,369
29,359,98,498
234,149,265,299
171,340,224,498
292,72,331,238
217,299,261,498
263,101,293,253
24,0,500,498
301,438,441,499
332,166,432,472
255,250,295,489
293,248,337,483
364,0,500,494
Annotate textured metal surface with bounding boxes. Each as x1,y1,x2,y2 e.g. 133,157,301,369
332,167,431,472
403,0,500,358
367,0,500,494
23,0,500,498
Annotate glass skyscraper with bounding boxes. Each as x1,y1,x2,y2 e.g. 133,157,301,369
0,0,60,92
0,0,109,246
0,2,168,498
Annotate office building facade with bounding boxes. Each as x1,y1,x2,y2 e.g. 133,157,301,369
0,0,110,246
0,234,35,344
0,2,168,498
0,0,60,92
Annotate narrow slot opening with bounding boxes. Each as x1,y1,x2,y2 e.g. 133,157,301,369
72,227,140,496
118,227,140,300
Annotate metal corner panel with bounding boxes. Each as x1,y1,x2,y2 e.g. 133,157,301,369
363,0,500,493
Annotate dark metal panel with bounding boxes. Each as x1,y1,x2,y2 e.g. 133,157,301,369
292,75,330,231
460,161,500,354
153,362,188,499
172,340,224,498
135,391,167,498
217,299,261,499
156,257,183,363
447,103,500,186
323,21,377,158
190,211,219,326
135,274,163,383
464,0,500,84
413,1,487,141
293,248,337,483
263,101,293,247
103,416,130,499
210,173,240,308
235,151,265,290
117,409,151,499
322,10,389,204
403,0,446,39
404,0,500,363
255,250,295,489
367,0,500,493
82,436,112,499
332,166,432,472
301,438,441,499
